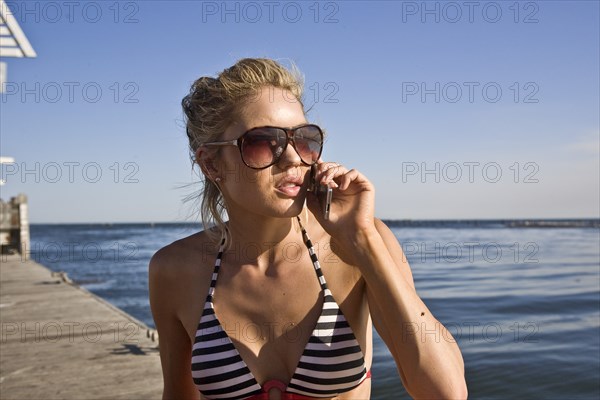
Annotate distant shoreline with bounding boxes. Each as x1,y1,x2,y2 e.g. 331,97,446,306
29,218,600,228
382,219,600,228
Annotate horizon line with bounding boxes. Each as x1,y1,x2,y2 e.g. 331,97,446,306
28,217,600,226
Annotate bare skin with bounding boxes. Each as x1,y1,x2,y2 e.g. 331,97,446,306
149,87,467,400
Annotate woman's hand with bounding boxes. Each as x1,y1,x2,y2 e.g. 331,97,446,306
306,160,377,245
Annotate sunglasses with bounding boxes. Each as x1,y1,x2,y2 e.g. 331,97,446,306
200,124,324,169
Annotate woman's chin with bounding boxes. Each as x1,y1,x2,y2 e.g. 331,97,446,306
273,198,305,218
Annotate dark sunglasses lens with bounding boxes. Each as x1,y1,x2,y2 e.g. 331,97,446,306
241,128,286,168
293,125,323,165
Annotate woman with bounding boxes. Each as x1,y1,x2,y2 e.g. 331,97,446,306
149,58,467,400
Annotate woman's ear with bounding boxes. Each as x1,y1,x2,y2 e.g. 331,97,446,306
196,147,220,181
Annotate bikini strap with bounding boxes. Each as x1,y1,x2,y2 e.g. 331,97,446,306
296,216,328,291
206,236,226,303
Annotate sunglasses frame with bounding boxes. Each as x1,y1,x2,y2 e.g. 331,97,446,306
200,124,324,170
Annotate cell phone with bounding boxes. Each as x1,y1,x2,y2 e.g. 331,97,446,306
310,165,332,220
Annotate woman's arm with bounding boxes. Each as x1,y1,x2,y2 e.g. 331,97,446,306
307,163,467,399
361,220,467,399
149,247,201,400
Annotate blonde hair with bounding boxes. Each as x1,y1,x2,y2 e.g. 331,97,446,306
181,58,305,244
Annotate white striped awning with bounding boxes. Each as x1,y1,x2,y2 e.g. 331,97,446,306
0,0,36,58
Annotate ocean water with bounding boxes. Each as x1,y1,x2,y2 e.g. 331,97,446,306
26,221,600,399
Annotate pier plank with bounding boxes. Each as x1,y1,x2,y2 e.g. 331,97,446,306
0,254,162,399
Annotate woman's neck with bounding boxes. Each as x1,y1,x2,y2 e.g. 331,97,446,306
224,211,305,271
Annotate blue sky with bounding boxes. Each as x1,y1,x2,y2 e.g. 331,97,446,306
1,0,598,223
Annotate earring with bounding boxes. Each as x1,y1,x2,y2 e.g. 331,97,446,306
215,177,222,182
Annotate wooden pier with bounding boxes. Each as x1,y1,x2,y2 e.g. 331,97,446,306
0,194,30,260
0,254,163,399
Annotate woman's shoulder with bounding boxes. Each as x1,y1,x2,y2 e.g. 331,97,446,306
149,229,220,281
149,229,221,360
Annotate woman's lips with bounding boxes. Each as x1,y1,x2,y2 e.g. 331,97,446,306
276,182,302,197
276,175,305,197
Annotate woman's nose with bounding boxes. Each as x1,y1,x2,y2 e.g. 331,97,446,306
277,140,303,169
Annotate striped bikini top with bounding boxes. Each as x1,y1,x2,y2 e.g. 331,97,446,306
191,221,370,399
